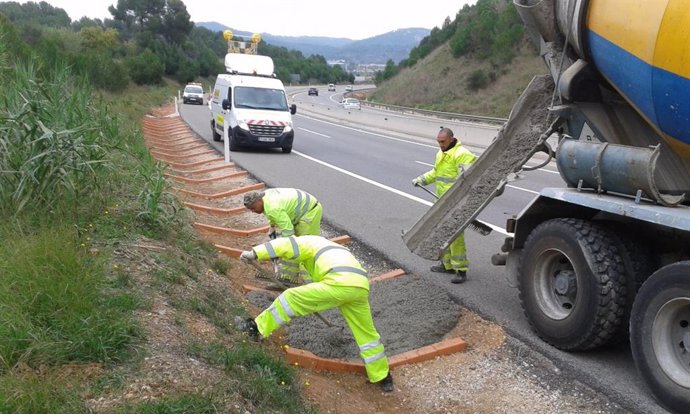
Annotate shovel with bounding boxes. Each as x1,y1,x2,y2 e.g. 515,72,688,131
245,259,336,329
416,184,492,236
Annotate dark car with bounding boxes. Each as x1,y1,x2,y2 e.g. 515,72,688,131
308,87,318,96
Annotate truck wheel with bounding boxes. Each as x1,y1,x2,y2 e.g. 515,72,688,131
603,225,658,343
282,146,292,154
211,121,221,142
630,262,690,414
518,218,627,350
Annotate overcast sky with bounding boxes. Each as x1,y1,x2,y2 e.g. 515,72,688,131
27,0,476,40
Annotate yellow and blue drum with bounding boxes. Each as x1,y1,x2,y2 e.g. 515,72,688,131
584,0,690,156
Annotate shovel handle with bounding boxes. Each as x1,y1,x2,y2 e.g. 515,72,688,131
313,311,334,327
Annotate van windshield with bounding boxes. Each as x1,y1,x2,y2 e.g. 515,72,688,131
234,87,288,111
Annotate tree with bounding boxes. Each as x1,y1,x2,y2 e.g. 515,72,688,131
108,0,165,35
0,1,71,27
161,0,192,44
79,27,119,52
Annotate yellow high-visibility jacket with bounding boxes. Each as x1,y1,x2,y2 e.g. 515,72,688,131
417,141,477,197
262,188,319,236
252,235,369,290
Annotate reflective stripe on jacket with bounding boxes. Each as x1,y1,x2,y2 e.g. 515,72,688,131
416,142,477,197
262,188,319,236
252,235,369,290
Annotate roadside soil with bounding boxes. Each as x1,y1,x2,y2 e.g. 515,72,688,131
107,102,629,414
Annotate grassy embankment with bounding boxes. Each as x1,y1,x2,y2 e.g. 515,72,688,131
0,50,315,413
371,43,546,118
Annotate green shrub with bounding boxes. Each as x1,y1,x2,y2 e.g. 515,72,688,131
467,69,489,90
127,49,164,85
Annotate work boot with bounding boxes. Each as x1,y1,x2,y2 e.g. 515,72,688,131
451,271,467,284
378,372,394,392
234,316,259,340
430,264,454,274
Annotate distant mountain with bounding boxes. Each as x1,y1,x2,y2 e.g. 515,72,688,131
196,22,429,65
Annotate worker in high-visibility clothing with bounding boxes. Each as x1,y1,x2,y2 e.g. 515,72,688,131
237,235,394,392
244,188,322,283
413,127,477,284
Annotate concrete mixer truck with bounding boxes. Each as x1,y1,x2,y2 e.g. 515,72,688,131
403,0,690,412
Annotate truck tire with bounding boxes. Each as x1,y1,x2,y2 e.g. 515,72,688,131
630,262,690,414
211,121,221,142
518,218,628,350
602,224,658,343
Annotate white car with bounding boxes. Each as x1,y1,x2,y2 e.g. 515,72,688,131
341,98,361,110
182,83,204,105
328,83,336,91
345,85,353,92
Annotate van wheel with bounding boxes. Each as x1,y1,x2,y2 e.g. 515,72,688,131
282,146,292,154
211,121,221,142
229,131,239,151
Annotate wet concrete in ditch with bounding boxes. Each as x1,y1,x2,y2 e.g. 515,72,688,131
244,222,460,360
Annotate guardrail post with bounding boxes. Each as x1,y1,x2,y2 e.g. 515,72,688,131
223,119,230,163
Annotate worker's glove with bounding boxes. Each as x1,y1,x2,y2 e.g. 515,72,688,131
240,250,257,263
412,178,421,187
268,228,279,240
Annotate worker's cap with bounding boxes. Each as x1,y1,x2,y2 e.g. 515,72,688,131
243,191,265,206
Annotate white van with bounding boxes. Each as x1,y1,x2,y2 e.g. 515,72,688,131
210,53,296,153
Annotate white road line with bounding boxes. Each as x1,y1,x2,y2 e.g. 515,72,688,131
506,184,539,195
294,149,509,235
298,127,330,138
523,164,560,174
416,161,434,167
296,113,438,149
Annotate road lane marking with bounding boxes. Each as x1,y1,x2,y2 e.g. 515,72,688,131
296,113,438,149
298,127,330,138
416,161,434,167
294,149,509,235
297,114,563,178
506,184,539,195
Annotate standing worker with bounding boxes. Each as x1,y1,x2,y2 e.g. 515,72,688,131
412,127,477,284
236,235,394,392
244,188,322,283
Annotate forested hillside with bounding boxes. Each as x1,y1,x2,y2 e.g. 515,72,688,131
371,0,546,117
0,0,351,90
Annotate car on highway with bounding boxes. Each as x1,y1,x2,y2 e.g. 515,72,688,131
328,83,336,91
345,85,353,92
182,83,204,105
340,98,361,110
308,87,319,96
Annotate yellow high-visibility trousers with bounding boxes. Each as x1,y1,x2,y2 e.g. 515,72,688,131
441,232,469,272
255,282,389,383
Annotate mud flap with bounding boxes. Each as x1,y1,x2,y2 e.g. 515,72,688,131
403,75,559,260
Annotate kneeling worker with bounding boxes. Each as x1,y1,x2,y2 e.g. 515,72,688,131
237,235,394,392
244,188,323,283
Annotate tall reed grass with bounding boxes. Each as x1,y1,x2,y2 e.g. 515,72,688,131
0,58,121,217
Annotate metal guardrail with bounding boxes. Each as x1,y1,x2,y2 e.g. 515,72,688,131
290,85,508,126
363,101,508,125
346,87,508,125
